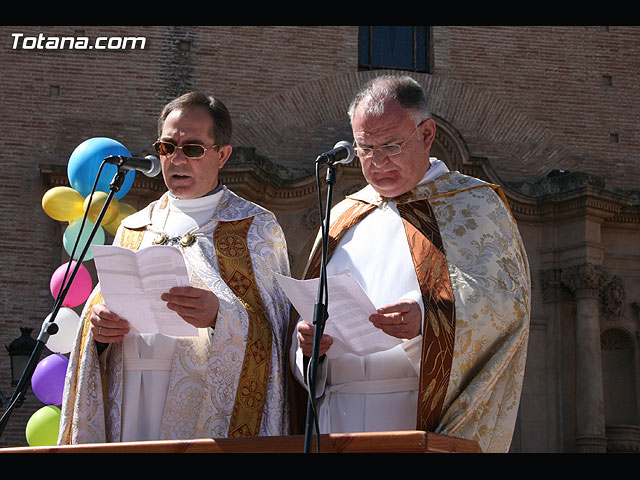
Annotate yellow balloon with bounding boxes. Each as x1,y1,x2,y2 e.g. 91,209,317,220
42,187,85,221
83,191,120,225
103,202,137,236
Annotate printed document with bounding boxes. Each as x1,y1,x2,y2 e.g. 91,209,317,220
92,245,199,336
275,270,401,358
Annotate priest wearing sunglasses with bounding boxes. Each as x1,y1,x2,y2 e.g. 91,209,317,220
60,92,291,444
288,75,531,453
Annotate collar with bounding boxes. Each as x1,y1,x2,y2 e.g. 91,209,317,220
347,163,492,207
120,185,269,231
167,181,224,201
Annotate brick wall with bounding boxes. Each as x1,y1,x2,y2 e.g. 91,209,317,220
435,25,639,191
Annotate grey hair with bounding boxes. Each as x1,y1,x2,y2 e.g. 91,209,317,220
347,75,432,125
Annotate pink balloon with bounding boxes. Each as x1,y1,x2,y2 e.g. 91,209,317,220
49,261,92,307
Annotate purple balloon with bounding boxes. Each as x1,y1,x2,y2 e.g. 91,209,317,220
31,354,69,406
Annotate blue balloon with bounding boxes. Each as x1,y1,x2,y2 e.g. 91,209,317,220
67,137,135,200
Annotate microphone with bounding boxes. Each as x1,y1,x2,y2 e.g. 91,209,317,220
104,155,162,177
316,141,355,166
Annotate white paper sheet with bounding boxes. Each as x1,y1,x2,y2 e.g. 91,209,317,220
275,270,401,358
92,244,199,337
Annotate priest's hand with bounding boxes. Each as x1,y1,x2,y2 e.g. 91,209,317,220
369,299,421,340
161,286,220,329
296,320,333,357
91,303,130,343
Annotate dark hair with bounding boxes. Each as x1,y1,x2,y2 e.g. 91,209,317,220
348,75,431,125
157,91,232,145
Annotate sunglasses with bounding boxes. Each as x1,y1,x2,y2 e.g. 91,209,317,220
153,141,219,159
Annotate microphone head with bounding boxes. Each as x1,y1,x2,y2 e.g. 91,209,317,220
333,141,355,164
143,155,162,177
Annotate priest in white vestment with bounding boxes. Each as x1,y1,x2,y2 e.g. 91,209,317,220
289,75,530,453
59,92,290,444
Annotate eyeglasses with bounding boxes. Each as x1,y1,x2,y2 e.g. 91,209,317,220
354,120,426,159
153,141,219,159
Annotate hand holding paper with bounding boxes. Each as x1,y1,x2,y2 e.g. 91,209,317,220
275,270,401,358
92,244,199,336
161,285,220,329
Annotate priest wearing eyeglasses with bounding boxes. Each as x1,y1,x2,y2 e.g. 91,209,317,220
59,92,291,444
289,75,531,453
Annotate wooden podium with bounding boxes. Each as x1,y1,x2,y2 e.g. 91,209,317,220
0,430,481,453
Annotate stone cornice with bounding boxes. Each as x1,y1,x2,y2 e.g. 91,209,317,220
477,162,638,224
39,147,639,225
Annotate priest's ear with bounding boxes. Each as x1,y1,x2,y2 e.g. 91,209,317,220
216,144,233,170
420,118,437,152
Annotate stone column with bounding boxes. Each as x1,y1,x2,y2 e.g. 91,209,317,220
562,263,607,452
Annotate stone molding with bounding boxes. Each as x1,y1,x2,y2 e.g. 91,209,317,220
543,263,628,322
606,425,640,453
561,263,605,298
575,435,609,453
600,274,627,322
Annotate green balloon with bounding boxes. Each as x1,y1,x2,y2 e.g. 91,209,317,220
63,218,105,261
25,405,61,446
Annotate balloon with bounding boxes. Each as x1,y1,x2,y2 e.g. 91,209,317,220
44,307,81,355
49,261,92,308
67,137,135,200
31,354,68,406
41,186,85,221
103,202,137,236
25,405,61,447
83,191,120,225
63,218,105,261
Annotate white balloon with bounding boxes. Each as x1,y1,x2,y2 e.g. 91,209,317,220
43,307,81,354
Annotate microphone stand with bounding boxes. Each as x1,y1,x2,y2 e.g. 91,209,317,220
0,167,128,438
303,158,337,453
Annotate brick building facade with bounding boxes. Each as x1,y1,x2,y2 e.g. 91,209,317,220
0,25,638,451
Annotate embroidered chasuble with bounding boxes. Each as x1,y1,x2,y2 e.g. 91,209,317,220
59,187,291,444
289,170,530,453
214,217,273,437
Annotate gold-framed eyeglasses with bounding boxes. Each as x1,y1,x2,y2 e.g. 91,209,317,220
354,119,426,159
153,140,219,159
